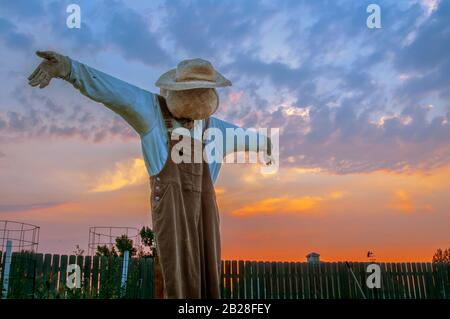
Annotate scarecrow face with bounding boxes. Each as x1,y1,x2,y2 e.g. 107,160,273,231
162,88,219,120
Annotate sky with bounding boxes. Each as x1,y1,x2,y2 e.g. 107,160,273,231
0,0,449,262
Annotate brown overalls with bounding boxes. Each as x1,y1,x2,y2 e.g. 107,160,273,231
150,95,221,299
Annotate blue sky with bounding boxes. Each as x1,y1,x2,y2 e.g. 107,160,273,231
1,0,449,173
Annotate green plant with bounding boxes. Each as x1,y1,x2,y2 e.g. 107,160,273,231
96,245,118,257
139,226,157,257
115,235,136,257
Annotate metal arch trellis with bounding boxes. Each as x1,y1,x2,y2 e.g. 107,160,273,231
0,220,40,254
88,226,140,256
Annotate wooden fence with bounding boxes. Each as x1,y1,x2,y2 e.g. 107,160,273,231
0,252,154,299
1,252,448,299
221,260,449,299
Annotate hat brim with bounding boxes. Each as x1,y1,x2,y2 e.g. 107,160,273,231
155,68,232,91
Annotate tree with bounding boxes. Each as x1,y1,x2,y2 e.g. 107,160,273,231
96,245,118,257
139,226,156,257
140,226,154,247
432,248,449,263
115,235,137,257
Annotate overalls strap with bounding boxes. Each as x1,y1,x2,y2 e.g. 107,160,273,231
157,94,173,130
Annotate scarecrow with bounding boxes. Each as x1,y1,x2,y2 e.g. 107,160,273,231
28,51,272,299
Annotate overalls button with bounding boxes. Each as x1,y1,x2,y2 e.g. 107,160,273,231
156,177,160,182
155,196,160,201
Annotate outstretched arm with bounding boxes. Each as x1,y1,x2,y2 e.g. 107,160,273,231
211,117,274,165
28,51,156,135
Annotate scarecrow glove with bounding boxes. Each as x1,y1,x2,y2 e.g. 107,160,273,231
28,51,71,89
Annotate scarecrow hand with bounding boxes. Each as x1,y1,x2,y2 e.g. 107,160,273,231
28,51,71,89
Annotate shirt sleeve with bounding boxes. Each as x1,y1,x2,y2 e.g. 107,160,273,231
211,117,272,158
66,59,157,136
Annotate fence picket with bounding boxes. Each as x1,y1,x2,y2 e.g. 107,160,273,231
50,254,60,294
285,262,292,299
423,262,435,298
404,263,413,299
289,262,297,299
99,256,107,298
251,261,258,299
270,262,278,299
264,262,272,299
220,260,225,298
83,255,91,297
411,262,422,299
433,262,445,298
91,256,100,297
440,262,449,299
58,255,67,296
33,253,44,298
258,262,265,299
231,260,238,298
299,263,307,299
224,260,231,299
244,261,251,298
238,260,245,299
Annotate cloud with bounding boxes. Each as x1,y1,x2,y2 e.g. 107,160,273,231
388,189,415,213
387,189,435,214
0,201,64,213
0,85,138,143
0,17,34,51
232,196,321,216
215,187,226,195
162,0,274,59
105,2,170,67
0,0,44,20
217,1,450,175
232,191,346,216
90,158,147,192
0,108,137,143
0,0,449,176
394,0,450,101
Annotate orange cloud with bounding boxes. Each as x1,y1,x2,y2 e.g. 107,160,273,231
90,158,147,192
388,189,415,213
387,189,435,214
215,187,226,195
294,167,323,174
231,191,346,216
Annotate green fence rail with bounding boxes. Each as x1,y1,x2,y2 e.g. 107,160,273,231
1,252,448,299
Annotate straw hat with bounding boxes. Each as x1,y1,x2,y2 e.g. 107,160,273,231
156,58,231,121
155,58,231,91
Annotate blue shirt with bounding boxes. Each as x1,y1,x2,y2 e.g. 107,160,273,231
67,59,269,183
